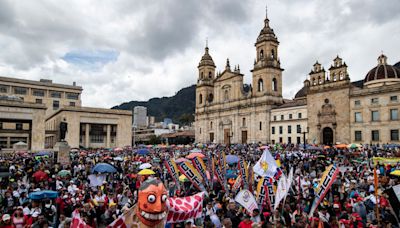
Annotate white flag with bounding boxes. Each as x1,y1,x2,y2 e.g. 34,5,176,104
274,174,288,210
235,190,258,214
253,149,278,177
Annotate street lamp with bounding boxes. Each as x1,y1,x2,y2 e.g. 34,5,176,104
301,126,309,150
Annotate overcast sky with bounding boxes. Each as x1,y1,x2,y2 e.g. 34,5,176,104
0,0,399,108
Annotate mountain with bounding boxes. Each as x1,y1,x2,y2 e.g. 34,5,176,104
112,85,196,125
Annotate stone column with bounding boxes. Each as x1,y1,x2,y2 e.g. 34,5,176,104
85,123,90,148
106,125,111,148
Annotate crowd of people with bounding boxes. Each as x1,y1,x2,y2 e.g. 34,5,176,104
0,143,399,228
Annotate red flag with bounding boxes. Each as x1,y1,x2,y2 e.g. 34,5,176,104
71,210,92,228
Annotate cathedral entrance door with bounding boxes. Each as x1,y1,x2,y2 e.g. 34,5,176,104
322,127,333,145
224,129,230,145
241,131,247,144
209,133,214,143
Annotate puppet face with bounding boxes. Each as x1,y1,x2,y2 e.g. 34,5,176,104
137,181,168,226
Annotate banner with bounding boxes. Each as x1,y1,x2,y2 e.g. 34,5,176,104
166,192,205,223
373,157,400,165
253,149,278,178
177,161,206,192
238,158,249,189
72,209,92,228
235,190,258,214
219,151,227,188
232,175,242,192
164,159,181,190
214,165,227,191
309,165,339,217
256,177,275,209
274,174,288,210
207,152,214,189
192,157,208,186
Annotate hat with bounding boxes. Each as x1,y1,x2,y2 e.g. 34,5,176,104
2,214,11,221
32,212,39,218
333,203,340,209
17,206,23,210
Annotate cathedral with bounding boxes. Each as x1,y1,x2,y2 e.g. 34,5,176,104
195,9,400,145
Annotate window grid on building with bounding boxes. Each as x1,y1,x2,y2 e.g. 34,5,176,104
391,130,399,141
371,111,379,121
371,130,379,141
355,131,362,141
390,109,398,120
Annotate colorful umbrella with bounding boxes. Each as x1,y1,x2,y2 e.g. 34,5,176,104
190,148,202,153
138,169,155,175
58,170,71,177
390,170,400,176
91,163,117,173
335,144,347,149
32,170,49,182
226,155,239,164
186,153,205,159
137,149,150,155
29,190,58,200
175,158,189,163
139,163,152,170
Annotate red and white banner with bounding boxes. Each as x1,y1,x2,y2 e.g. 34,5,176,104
106,206,137,228
177,161,206,192
71,210,92,228
166,192,205,223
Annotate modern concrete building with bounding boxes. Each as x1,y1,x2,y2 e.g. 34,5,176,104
133,106,147,128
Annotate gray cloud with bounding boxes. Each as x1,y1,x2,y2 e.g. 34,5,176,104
0,0,399,107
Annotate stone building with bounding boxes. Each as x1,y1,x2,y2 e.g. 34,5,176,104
195,11,284,144
195,9,400,145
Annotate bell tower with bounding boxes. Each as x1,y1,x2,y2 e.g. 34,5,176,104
251,6,283,98
196,42,216,109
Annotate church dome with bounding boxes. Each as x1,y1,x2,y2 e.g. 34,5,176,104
256,18,278,44
364,54,400,85
394,61,400,69
198,47,215,68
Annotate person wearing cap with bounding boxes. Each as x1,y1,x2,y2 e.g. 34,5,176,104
1,214,13,228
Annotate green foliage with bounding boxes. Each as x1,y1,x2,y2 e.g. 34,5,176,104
112,85,195,125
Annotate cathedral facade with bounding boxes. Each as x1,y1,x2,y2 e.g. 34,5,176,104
195,11,400,145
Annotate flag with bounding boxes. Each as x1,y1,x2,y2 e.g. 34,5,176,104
107,206,137,228
274,174,288,210
177,161,206,192
238,158,249,189
253,149,279,178
71,210,92,228
192,157,208,186
235,190,258,214
166,192,205,223
214,165,227,191
207,152,214,189
256,177,275,209
232,175,242,192
164,159,181,189
309,165,339,217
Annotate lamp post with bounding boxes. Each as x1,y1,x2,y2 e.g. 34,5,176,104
302,126,309,150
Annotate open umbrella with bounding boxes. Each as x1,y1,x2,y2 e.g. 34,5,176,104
226,155,239,164
29,190,58,200
35,151,51,156
137,149,150,155
186,153,205,159
138,169,155,175
334,144,347,149
91,163,117,173
32,170,49,182
114,147,123,152
190,148,202,153
113,156,123,161
139,163,152,170
348,143,362,149
390,170,400,176
179,174,189,182
175,158,189,163
58,170,71,177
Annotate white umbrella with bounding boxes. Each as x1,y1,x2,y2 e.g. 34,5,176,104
139,163,152,170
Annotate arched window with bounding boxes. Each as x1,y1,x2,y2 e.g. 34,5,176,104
199,94,203,104
208,71,212,78
271,49,275,59
272,78,278,91
224,90,229,101
200,72,203,79
242,118,246,127
260,50,264,59
333,73,337,81
210,121,213,129
258,79,264,92
312,78,316,85
339,72,344,80
208,93,214,103
318,76,322,84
